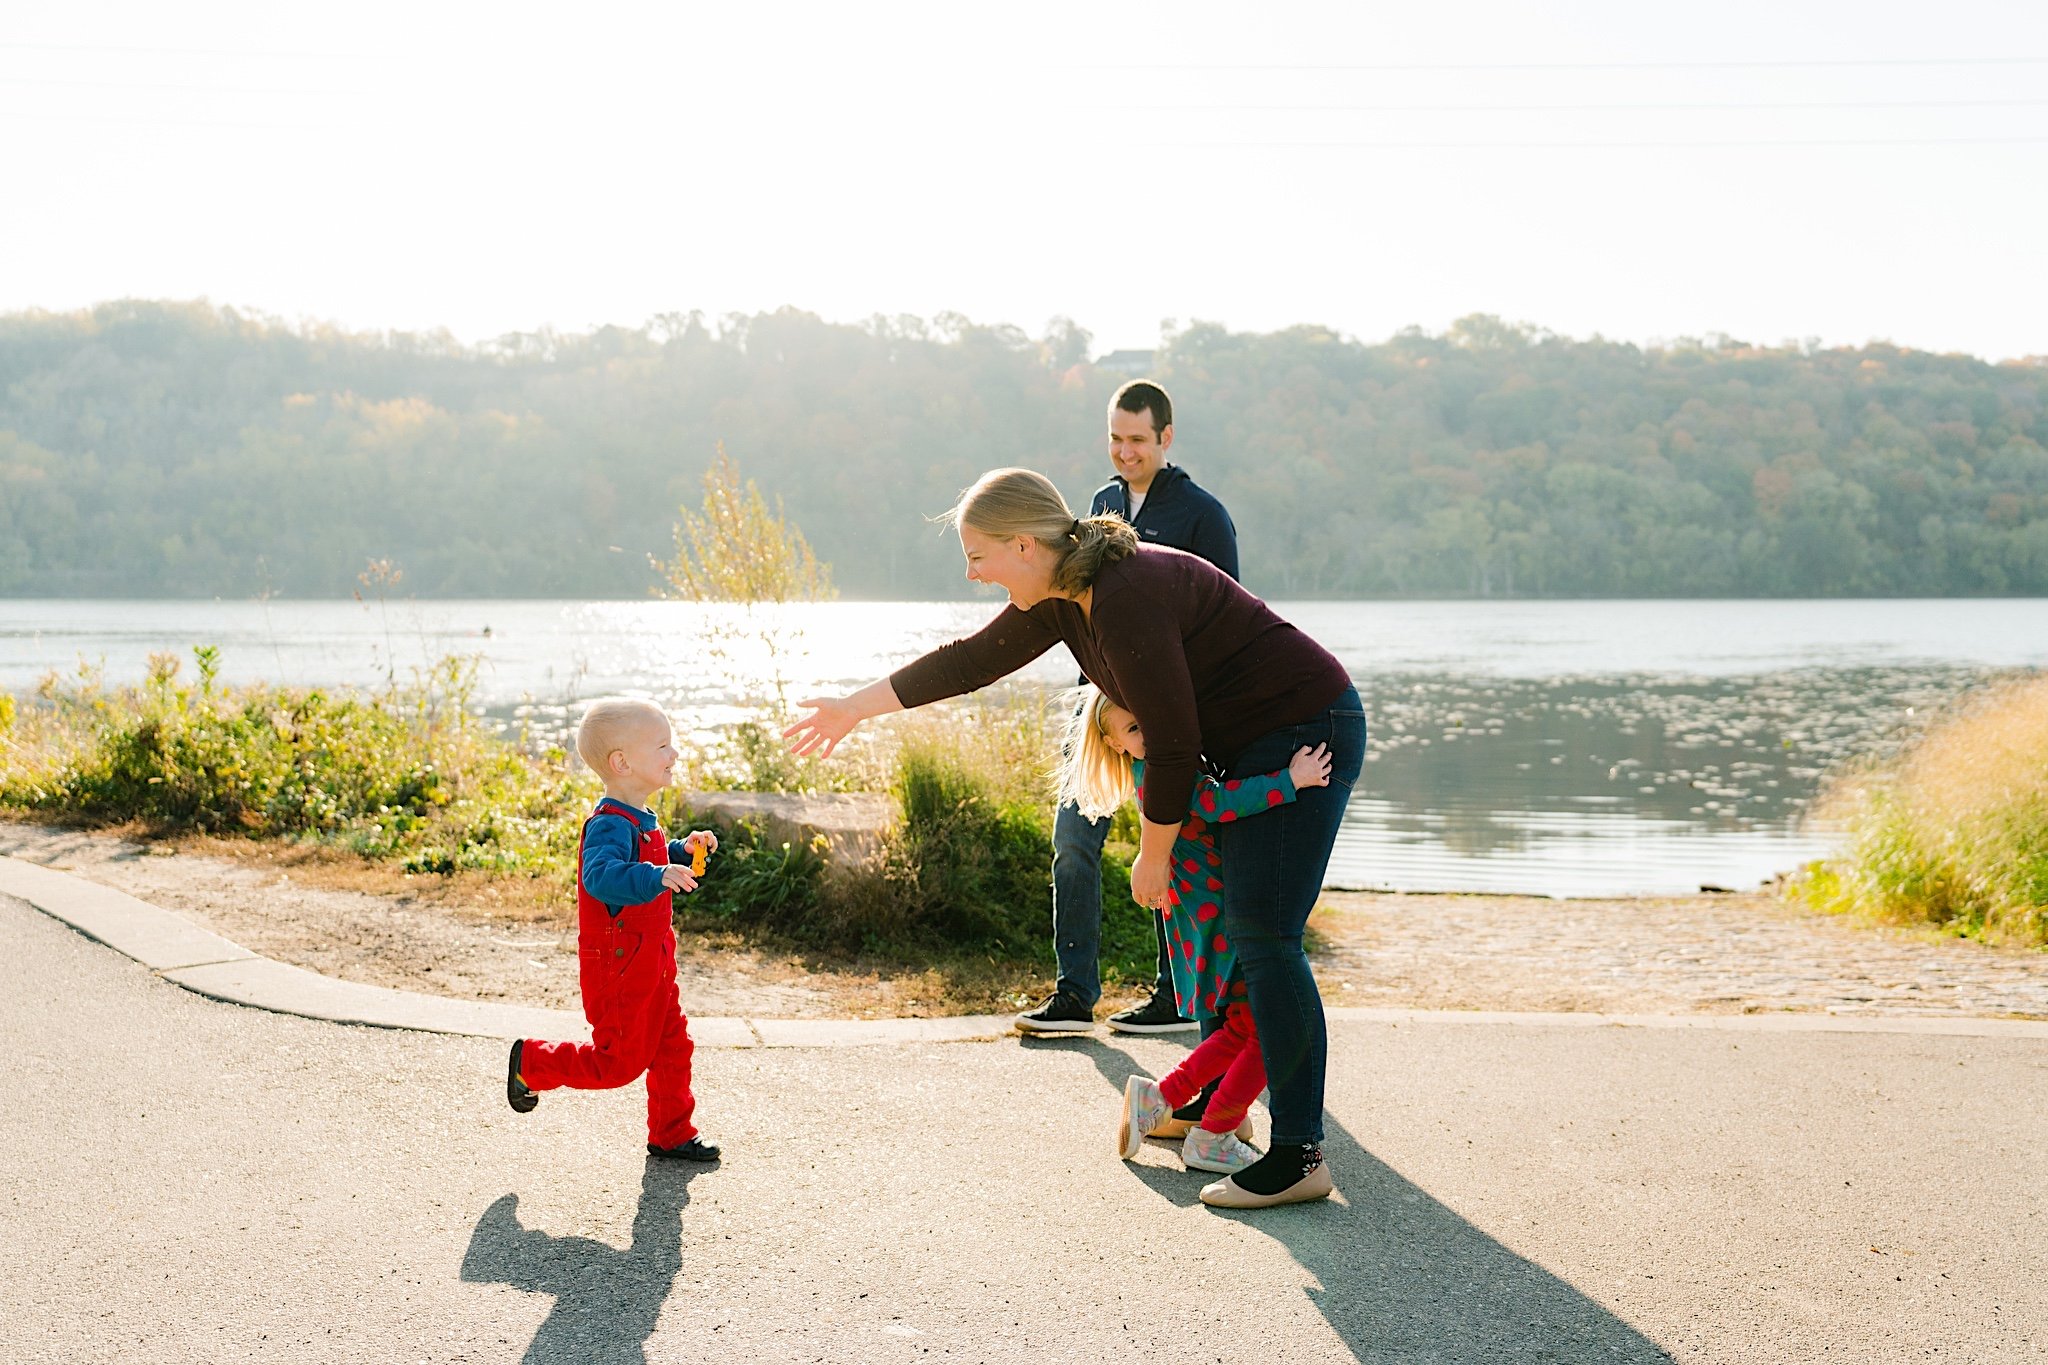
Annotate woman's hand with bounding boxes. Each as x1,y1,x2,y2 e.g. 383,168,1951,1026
782,678,906,758
1129,850,1173,911
783,695,864,758
1289,742,1333,790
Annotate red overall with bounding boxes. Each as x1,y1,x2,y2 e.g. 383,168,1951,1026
519,809,698,1147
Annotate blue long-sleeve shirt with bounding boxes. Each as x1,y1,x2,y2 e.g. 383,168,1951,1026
581,798,693,914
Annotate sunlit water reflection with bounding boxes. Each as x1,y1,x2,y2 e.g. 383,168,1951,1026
6,598,2046,896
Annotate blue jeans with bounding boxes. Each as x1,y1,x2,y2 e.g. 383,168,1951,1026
1217,686,1366,1146
1051,801,1170,1008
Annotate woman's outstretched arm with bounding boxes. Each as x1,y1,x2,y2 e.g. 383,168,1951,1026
788,604,1065,759
782,678,906,757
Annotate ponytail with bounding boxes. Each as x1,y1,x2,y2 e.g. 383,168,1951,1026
1052,514,1137,595
943,468,1138,594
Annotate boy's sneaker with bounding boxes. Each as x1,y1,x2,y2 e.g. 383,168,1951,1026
1106,987,1196,1034
648,1137,721,1162
1117,1076,1173,1160
1015,991,1094,1035
506,1040,538,1114
1182,1126,1262,1174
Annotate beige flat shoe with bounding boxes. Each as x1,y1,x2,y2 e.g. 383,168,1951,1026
1199,1162,1334,1209
1148,1114,1255,1142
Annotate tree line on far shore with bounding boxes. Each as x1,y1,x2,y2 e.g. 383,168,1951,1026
2,300,2045,599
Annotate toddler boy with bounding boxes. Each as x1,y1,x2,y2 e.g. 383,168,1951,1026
506,698,720,1161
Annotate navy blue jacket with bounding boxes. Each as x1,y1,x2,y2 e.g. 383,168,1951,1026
1088,463,1240,583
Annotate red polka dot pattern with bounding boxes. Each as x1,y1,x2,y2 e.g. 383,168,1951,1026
1153,767,1303,1025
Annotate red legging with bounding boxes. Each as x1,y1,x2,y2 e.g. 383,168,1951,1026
520,909,698,1148
1155,1002,1264,1133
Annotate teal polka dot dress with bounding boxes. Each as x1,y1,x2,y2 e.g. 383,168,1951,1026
1131,758,1300,1022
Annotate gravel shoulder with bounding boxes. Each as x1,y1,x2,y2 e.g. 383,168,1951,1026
5,818,2044,1021
1312,889,2048,1019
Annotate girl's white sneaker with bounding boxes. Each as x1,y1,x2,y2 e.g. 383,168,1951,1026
1182,1126,1263,1174
1117,1076,1172,1160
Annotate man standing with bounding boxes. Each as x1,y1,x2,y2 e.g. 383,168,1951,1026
1016,378,1240,1037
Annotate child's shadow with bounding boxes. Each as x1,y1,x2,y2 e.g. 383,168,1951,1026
461,1160,708,1365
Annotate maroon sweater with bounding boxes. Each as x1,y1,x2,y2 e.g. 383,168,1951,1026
890,545,1352,825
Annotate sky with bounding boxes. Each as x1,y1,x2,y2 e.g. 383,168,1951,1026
4,1,2046,359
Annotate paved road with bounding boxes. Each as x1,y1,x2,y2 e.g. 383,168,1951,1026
4,893,2044,1364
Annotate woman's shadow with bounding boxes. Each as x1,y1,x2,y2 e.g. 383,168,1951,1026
1044,1036,1674,1363
461,1160,708,1365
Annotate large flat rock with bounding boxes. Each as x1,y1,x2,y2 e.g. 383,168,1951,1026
679,790,895,865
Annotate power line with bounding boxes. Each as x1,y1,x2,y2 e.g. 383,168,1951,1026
1169,134,2048,148
0,76,346,96
1138,99,2048,113
0,41,373,60
1123,57,2048,72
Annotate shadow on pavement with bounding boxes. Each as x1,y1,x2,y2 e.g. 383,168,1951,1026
1050,1033,1673,1363
460,1159,711,1365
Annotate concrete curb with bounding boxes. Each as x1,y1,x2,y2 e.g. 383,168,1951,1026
7,854,2046,1045
0,855,1014,1047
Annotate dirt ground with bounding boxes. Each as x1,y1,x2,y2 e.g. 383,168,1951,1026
5,819,2045,1021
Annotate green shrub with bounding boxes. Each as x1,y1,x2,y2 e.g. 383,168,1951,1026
654,797,829,930
792,737,1155,976
1,652,1161,977
3,649,592,882
878,740,1053,947
1796,675,2048,946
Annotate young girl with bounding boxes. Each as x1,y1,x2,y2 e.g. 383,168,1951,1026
1060,686,1332,1175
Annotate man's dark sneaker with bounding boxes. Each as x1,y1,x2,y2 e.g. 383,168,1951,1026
506,1040,538,1114
1014,991,1095,1035
1106,988,1197,1035
648,1137,721,1162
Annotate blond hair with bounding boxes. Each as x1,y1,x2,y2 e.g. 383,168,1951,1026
1056,686,1136,820
575,697,669,773
941,468,1137,596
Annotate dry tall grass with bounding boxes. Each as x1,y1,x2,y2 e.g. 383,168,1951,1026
1798,674,2048,945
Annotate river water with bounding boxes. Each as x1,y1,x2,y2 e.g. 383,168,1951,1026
6,597,2045,897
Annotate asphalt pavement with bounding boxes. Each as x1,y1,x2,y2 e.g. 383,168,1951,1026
3,891,2044,1364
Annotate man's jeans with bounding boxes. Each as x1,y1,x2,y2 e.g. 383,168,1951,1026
1051,802,1170,1007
